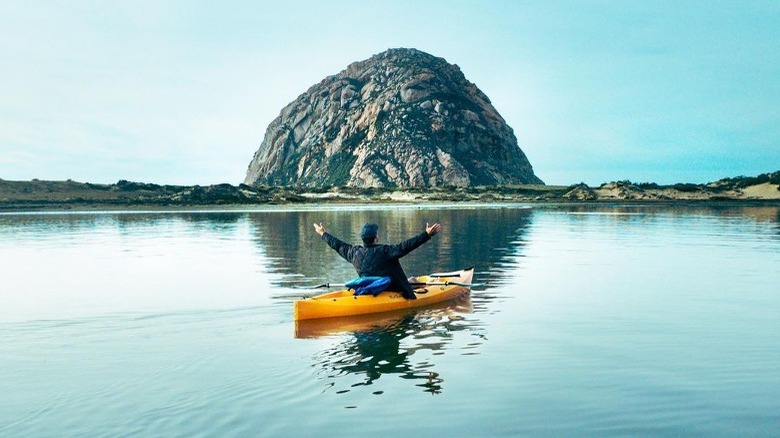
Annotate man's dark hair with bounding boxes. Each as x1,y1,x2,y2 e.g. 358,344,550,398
360,223,379,245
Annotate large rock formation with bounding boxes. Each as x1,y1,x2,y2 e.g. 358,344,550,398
244,48,543,188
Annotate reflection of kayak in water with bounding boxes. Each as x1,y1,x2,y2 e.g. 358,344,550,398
294,268,474,321
295,294,473,338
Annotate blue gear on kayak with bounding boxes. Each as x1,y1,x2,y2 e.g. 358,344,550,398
345,276,391,296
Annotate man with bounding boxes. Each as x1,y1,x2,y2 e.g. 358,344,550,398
313,221,441,300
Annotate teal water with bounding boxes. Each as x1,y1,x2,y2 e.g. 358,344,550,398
1,205,779,436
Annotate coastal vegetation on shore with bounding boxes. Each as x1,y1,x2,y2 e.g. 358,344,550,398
1,172,779,211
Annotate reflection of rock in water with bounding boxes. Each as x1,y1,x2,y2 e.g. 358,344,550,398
310,299,480,396
246,207,534,290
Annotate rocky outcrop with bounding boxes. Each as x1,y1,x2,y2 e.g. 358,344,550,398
244,48,543,188
563,183,598,200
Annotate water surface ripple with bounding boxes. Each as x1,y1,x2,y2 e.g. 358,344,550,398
1,205,779,436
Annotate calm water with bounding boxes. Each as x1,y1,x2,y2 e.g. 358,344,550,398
1,204,779,436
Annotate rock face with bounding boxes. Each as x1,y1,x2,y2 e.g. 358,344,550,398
244,48,543,188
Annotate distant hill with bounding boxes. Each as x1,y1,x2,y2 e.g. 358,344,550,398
244,48,543,188
1,172,778,211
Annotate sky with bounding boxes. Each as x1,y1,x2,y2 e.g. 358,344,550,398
1,0,778,186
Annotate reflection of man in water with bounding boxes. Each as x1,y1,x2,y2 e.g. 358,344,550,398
348,317,412,383
313,222,441,300
317,314,445,394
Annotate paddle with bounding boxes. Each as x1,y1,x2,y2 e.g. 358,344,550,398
429,267,475,277
310,282,347,289
309,280,481,289
412,281,483,287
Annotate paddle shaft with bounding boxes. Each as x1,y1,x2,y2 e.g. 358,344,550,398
313,280,479,288
411,281,480,287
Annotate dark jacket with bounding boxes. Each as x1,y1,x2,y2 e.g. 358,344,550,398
321,231,432,297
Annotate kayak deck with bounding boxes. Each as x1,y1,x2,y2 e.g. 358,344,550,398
294,268,474,320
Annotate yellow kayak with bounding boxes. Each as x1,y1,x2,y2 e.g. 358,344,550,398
295,296,473,338
294,268,475,320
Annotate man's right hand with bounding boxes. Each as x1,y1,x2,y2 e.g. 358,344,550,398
313,222,325,236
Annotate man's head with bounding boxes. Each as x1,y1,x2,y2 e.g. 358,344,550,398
360,223,379,245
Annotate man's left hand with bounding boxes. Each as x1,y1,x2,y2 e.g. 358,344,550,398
426,222,441,236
